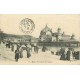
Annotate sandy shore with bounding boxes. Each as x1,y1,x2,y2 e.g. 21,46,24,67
0,44,80,65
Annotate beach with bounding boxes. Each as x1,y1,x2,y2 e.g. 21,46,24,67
0,43,80,65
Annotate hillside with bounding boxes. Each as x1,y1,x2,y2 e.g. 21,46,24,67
2,33,36,40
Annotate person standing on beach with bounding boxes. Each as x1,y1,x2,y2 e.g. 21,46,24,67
60,48,66,60
15,49,19,62
11,43,14,52
66,48,71,61
72,49,76,59
26,44,31,58
34,45,39,53
19,46,23,58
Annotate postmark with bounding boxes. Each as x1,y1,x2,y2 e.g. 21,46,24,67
19,18,35,34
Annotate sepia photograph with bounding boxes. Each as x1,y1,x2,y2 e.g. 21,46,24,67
0,14,80,65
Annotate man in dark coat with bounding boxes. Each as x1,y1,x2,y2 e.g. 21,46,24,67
26,46,31,58
66,48,71,61
15,49,19,62
60,48,66,60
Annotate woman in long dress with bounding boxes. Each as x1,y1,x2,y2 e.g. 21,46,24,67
19,47,23,58
66,48,71,61
60,48,66,60
26,45,31,58
15,49,19,62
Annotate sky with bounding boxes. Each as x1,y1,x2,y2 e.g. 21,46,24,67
0,14,80,39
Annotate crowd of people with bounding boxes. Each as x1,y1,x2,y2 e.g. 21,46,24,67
4,40,39,62
58,48,80,61
0,39,80,62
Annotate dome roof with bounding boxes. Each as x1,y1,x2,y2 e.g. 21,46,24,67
41,25,52,33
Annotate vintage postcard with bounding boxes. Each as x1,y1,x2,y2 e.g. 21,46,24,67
0,14,80,65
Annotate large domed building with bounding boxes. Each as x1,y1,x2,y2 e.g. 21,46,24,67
39,25,71,42
39,25,78,42
38,25,80,47
39,25,52,42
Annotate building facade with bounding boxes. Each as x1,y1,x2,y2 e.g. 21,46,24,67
38,25,80,47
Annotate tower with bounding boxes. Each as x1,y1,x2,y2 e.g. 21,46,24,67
71,34,75,40
57,28,61,33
